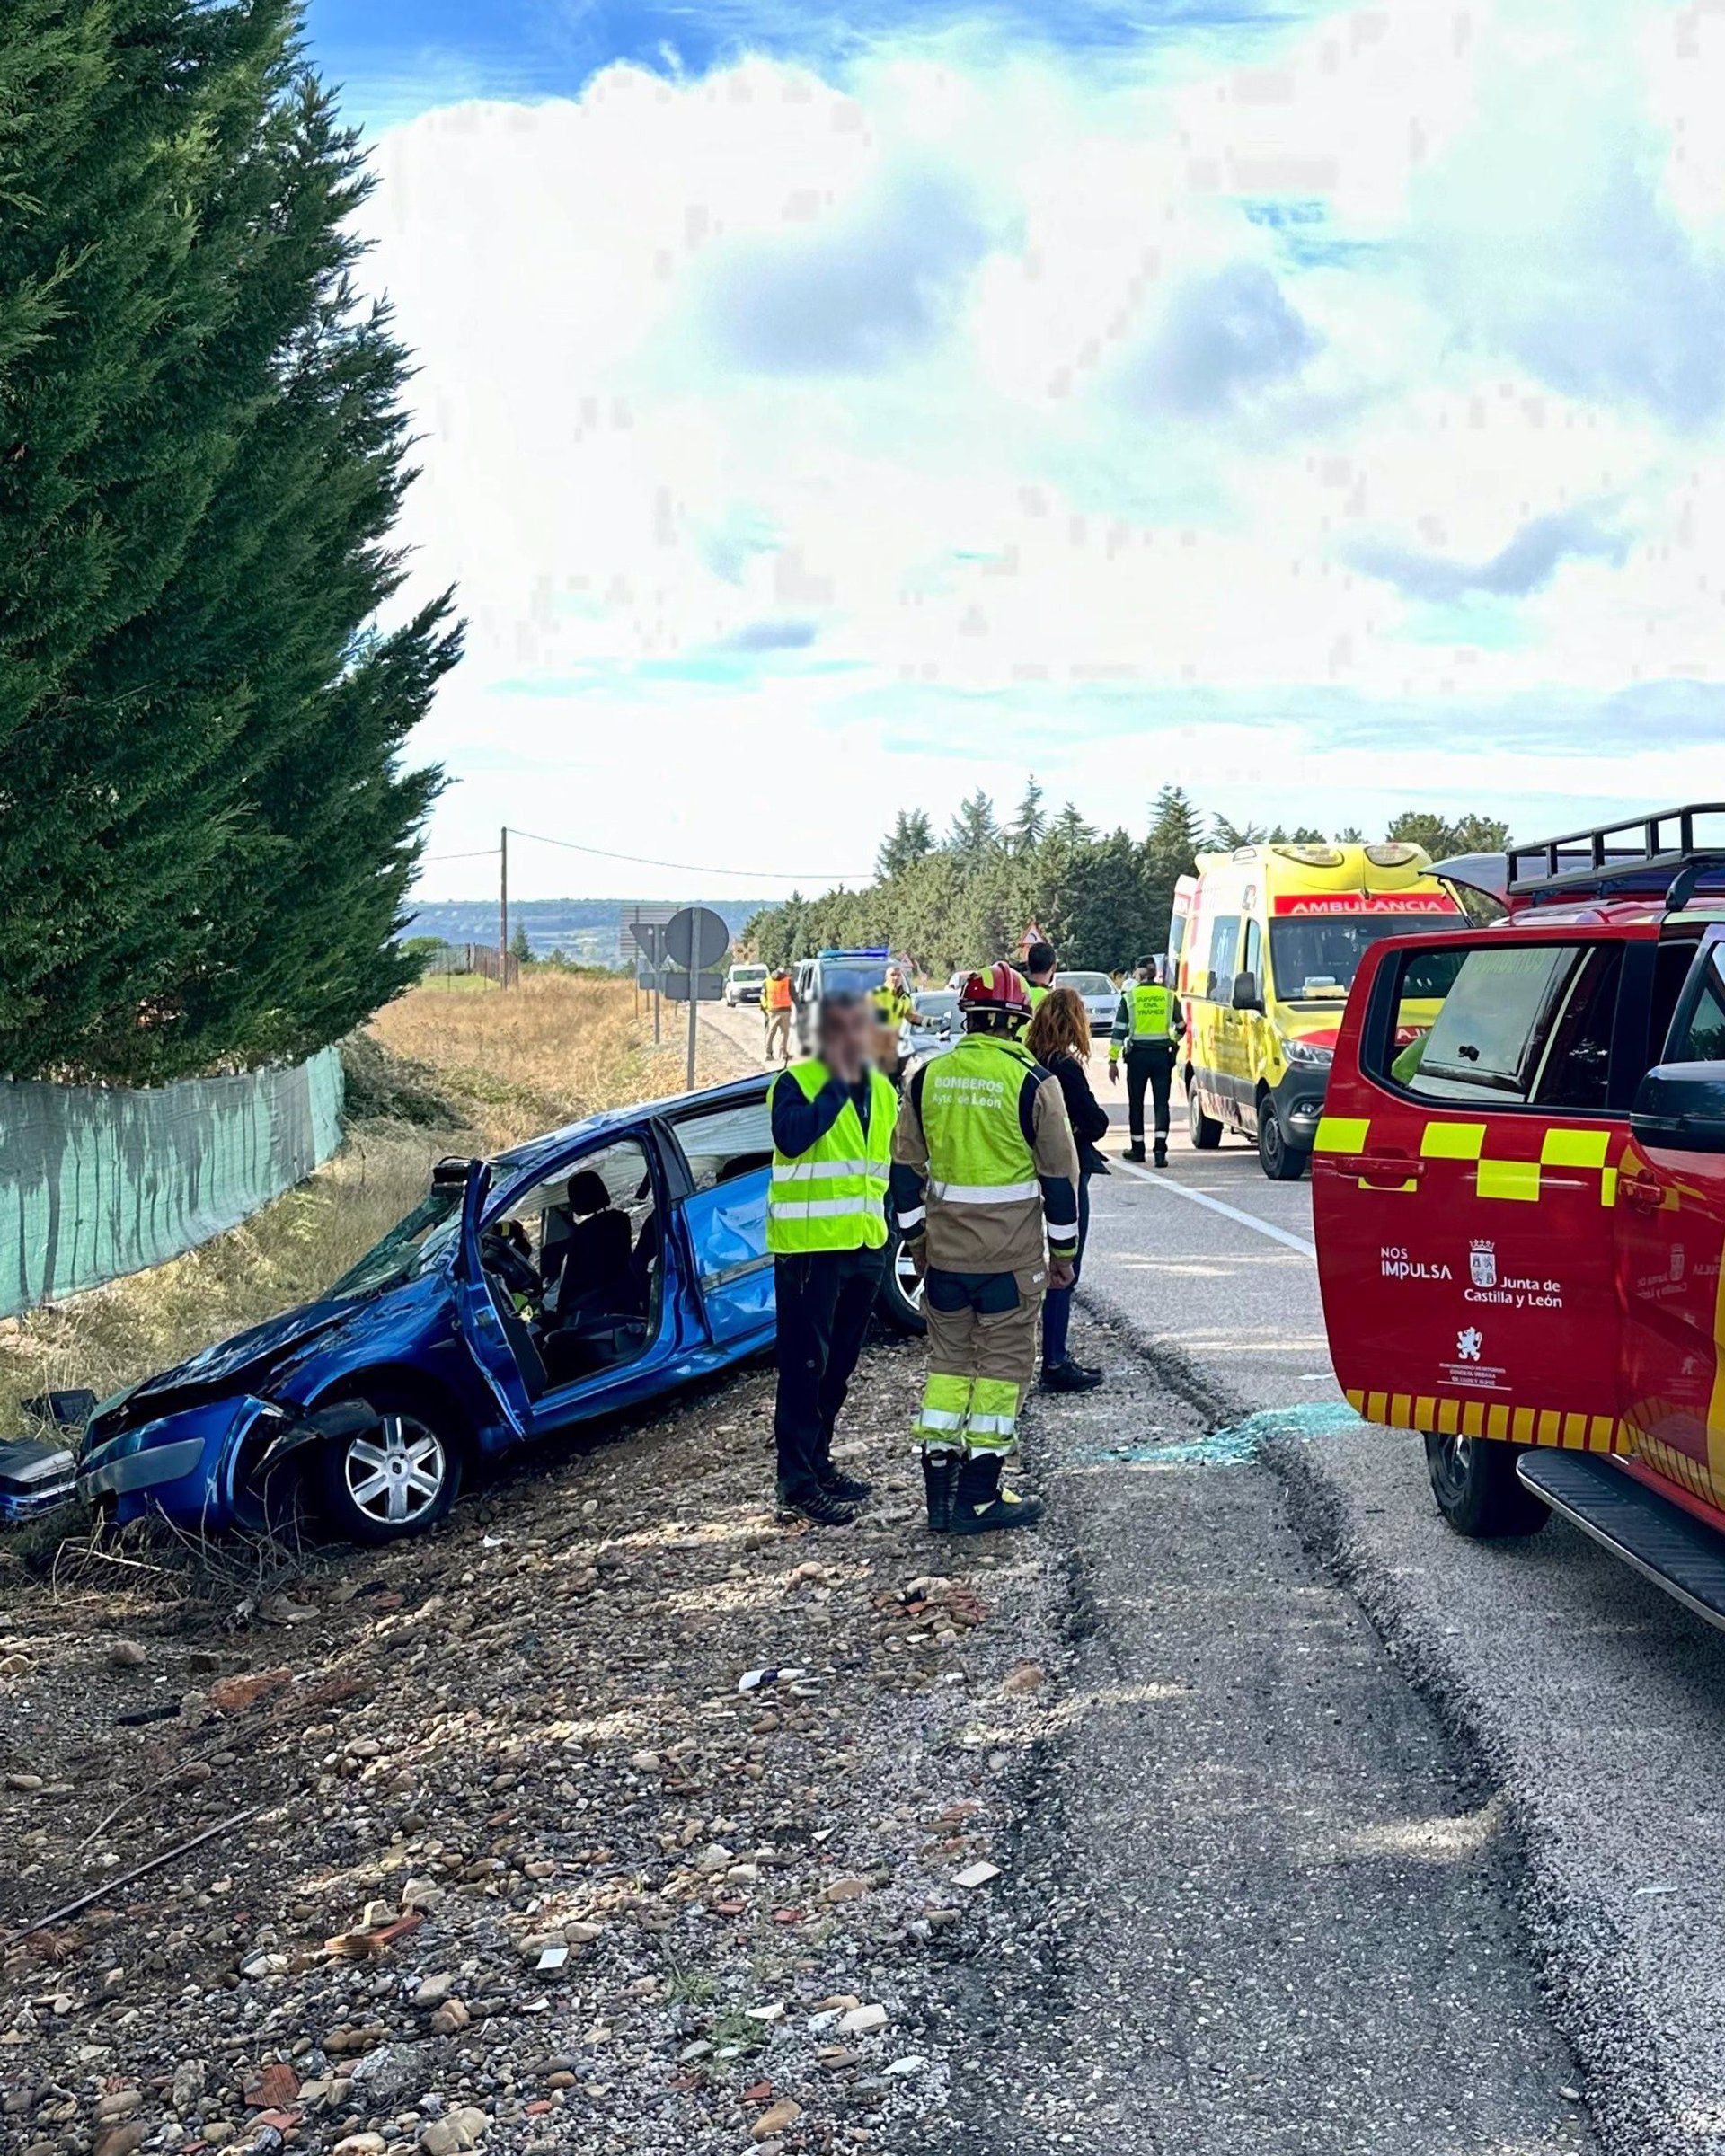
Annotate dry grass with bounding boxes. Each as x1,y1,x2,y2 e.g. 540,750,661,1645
368,968,657,1148
0,975,698,1437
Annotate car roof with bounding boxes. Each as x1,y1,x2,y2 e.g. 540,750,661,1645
492,1073,770,1180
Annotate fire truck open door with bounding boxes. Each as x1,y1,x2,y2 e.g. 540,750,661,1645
1312,926,1636,1454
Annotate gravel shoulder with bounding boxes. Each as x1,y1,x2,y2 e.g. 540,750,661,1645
1,1343,1066,2156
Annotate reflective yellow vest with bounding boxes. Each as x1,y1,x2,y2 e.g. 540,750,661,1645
920,1034,1039,1204
1127,983,1175,1040
765,1061,895,1255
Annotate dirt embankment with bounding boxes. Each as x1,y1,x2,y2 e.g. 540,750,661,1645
0,1346,1063,2156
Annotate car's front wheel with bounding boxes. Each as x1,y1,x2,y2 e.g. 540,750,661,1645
316,1389,463,1544
1257,1098,1306,1180
878,1231,927,1335
1422,1431,1548,1540
1189,1085,1223,1151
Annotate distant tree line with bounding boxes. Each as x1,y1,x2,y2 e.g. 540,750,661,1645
742,784,1511,978
0,0,457,1082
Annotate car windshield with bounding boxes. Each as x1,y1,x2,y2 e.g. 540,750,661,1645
328,1180,465,1300
820,960,889,997
731,966,766,982
911,993,959,1021
1057,973,1114,995
1269,916,1446,1002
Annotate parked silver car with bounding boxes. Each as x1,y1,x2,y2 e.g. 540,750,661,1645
1055,970,1120,1034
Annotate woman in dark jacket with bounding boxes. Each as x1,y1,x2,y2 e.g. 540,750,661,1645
1024,986,1109,1392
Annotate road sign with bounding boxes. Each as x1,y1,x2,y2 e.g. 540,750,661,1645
664,906,730,974
659,906,733,1085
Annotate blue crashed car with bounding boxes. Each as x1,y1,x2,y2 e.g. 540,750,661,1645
77,1076,923,1542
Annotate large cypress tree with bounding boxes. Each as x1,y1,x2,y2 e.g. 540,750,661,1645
0,0,457,1081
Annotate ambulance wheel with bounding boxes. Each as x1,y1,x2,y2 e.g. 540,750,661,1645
878,1231,927,1337
1422,1432,1549,1540
1189,1091,1223,1151
1256,1100,1305,1180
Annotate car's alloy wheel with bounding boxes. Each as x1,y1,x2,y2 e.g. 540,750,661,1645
346,1416,447,1525
878,1231,927,1335
317,1396,463,1544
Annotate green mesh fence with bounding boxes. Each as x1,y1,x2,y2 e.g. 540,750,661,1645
0,1047,344,1320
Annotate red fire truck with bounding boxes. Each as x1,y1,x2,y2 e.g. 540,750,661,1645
1313,805,1725,1625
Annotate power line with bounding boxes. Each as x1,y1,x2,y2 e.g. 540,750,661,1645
507,826,869,885
421,845,502,863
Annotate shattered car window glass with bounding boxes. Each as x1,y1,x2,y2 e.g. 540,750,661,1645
329,1183,464,1300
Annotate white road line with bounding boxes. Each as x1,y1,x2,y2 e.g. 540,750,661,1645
1109,1156,1318,1259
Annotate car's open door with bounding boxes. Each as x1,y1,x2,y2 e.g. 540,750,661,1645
450,1161,535,1436
1312,926,1637,1453
1614,931,1725,1507
662,1092,776,1348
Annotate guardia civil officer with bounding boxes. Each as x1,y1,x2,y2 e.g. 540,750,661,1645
1109,956,1181,1166
890,963,1082,1534
766,994,898,1526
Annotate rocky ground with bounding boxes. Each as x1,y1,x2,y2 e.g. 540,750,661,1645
0,1334,1075,2156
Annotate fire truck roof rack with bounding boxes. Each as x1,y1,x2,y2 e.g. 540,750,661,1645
1507,805,1725,908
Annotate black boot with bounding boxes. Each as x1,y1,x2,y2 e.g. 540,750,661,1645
1154,1139,1168,1168
950,1454,1045,1534
922,1449,961,1534
1125,1142,1146,1163
1040,1359,1103,1393
777,1483,857,1527
818,1463,875,1502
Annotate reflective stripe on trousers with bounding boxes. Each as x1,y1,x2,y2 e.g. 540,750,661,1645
913,1373,1023,1455
916,1373,972,1451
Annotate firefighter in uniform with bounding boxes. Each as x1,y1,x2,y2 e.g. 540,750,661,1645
1109,956,1181,1166
891,963,1081,1534
766,994,897,1526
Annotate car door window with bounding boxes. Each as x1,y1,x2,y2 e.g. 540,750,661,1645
1672,949,1725,1063
1241,919,1262,992
670,1097,774,1190
1380,942,1620,1111
1208,918,1240,999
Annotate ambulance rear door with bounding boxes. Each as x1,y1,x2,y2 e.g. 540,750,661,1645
1312,924,1645,1453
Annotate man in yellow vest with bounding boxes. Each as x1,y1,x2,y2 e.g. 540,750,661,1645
767,994,898,1526
1109,956,1181,1167
891,963,1081,1534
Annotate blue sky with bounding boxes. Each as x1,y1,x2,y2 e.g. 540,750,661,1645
319,0,1725,900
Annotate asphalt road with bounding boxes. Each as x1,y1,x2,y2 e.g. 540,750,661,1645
1073,1089,1725,2156
699,1001,1725,2153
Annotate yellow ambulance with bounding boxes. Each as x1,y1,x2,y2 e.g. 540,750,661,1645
1173,842,1461,1180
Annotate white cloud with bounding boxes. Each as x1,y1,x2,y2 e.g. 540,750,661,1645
358,4,1725,899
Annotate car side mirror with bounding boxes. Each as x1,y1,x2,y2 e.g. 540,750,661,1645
1631,1064,1725,1155
1232,971,1261,1012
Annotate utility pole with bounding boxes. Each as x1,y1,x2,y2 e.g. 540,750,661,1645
498,826,509,988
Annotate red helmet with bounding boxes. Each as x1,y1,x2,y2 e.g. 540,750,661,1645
959,961,1031,1016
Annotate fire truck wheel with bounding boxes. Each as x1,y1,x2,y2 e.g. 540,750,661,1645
1422,1431,1550,1540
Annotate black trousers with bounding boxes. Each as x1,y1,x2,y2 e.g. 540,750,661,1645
1125,1042,1174,1145
773,1249,887,1498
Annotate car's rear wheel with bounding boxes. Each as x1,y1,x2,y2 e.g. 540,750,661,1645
1257,1098,1306,1180
1422,1431,1549,1540
1189,1084,1223,1151
316,1388,463,1544
878,1231,927,1335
